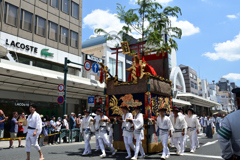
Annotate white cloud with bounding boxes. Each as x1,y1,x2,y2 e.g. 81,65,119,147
203,33,240,61
130,0,173,5
223,73,240,81
170,17,200,37
83,9,124,33
83,9,200,40
226,15,238,19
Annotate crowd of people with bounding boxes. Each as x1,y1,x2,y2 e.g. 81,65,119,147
0,109,84,149
0,105,237,160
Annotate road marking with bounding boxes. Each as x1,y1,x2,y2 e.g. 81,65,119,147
202,140,218,147
170,152,222,159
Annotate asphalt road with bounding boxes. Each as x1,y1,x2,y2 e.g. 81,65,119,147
0,133,223,160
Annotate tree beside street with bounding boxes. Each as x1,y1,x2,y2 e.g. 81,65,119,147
95,0,182,56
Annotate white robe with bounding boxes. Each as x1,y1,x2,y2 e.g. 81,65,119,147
155,116,174,136
122,112,134,137
94,115,100,139
80,115,93,140
132,113,144,140
170,115,187,138
23,111,42,152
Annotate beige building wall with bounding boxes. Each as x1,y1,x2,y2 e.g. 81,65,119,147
0,0,82,56
82,44,105,58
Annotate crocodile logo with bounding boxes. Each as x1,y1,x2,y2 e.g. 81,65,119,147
41,49,54,57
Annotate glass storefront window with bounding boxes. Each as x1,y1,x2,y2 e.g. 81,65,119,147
109,58,123,81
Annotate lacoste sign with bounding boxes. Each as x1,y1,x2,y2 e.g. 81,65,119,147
41,49,54,57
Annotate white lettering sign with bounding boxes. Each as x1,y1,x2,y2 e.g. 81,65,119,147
126,60,133,65
87,55,103,63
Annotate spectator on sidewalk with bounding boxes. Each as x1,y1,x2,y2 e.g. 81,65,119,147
0,110,8,138
62,115,69,143
75,114,82,142
48,116,57,145
55,117,62,144
17,112,26,148
39,117,48,146
69,113,76,129
0,110,8,150
76,114,82,128
9,112,19,149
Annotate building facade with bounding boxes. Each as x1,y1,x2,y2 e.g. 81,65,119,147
179,64,198,95
0,0,104,118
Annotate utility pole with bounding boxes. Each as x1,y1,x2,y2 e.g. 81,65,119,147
63,57,84,116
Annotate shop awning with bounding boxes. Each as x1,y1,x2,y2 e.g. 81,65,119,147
0,59,104,99
172,98,191,107
177,93,221,108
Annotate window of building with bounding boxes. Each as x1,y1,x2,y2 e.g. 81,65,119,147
71,1,79,19
191,81,194,88
48,21,58,41
70,31,78,48
35,16,46,37
195,83,198,89
61,0,69,14
50,0,58,8
40,0,47,3
193,75,197,80
109,58,123,81
20,10,33,32
59,26,68,44
190,73,193,78
4,3,18,27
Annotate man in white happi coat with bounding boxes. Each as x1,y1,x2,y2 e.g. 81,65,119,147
170,106,187,156
201,113,207,135
185,108,201,153
154,105,174,159
178,108,187,150
127,106,145,160
217,109,240,160
119,106,135,158
97,109,116,158
23,104,44,160
80,109,94,156
93,109,101,151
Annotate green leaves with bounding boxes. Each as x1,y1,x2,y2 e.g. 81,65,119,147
95,0,182,54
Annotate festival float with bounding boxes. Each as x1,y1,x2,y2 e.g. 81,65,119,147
99,41,172,153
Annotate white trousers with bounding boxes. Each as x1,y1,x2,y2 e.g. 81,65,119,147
96,133,100,150
173,136,184,154
123,136,135,156
159,134,169,157
134,134,145,158
83,133,91,154
109,135,113,144
183,134,187,151
84,139,91,154
188,130,197,151
98,133,115,155
25,133,41,152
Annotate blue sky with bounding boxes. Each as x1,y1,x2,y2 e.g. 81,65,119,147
82,0,240,86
